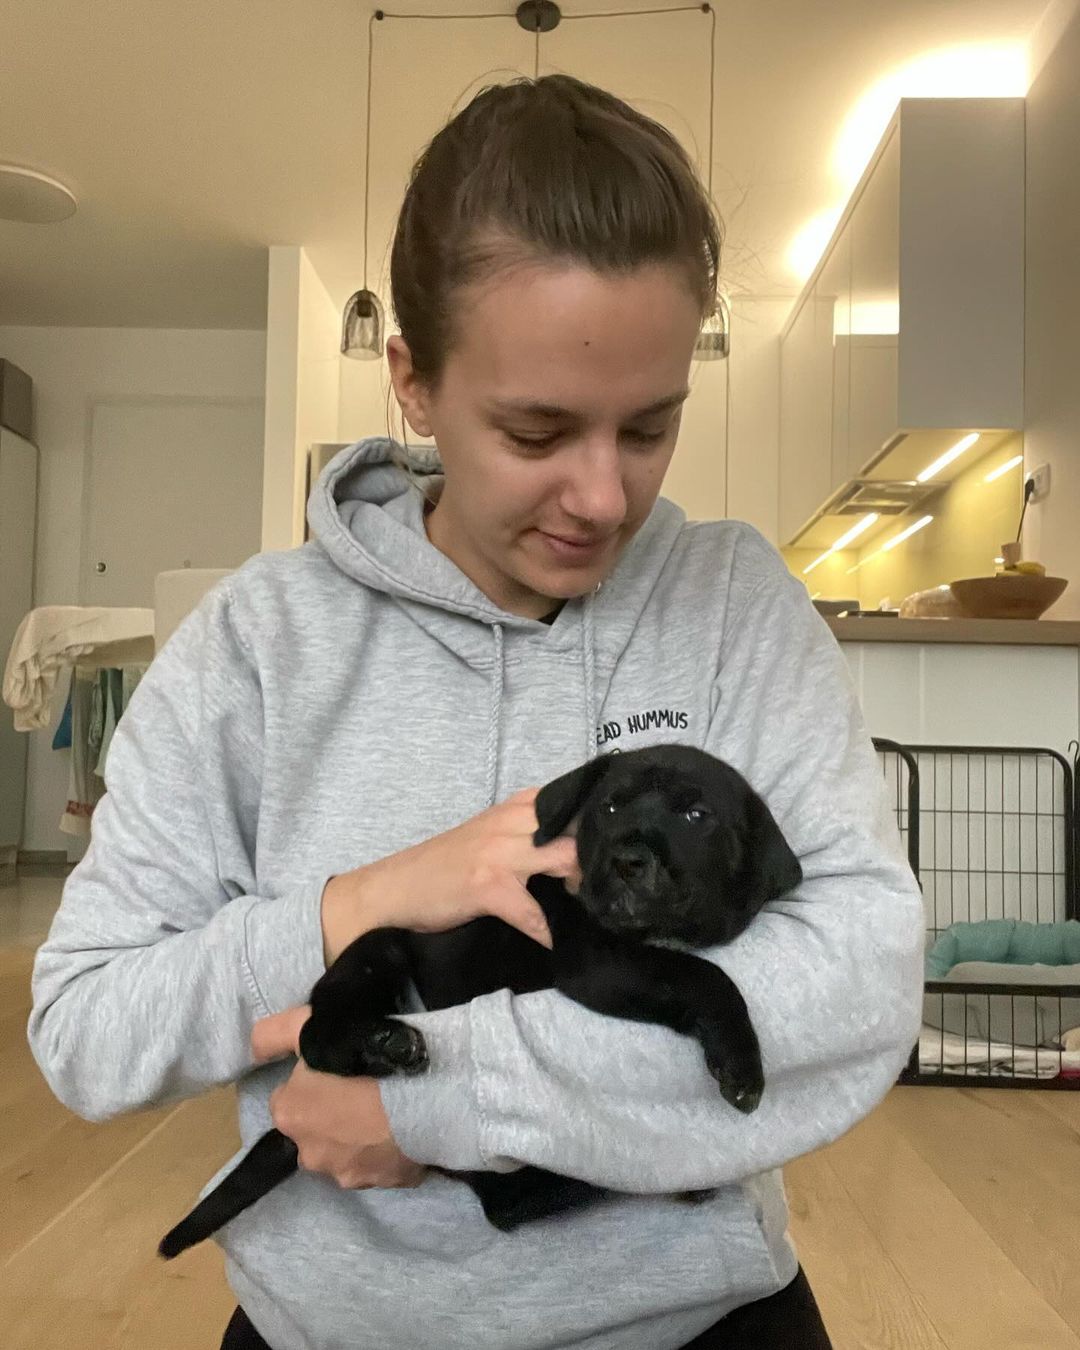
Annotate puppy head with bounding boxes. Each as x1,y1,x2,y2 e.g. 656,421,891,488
535,744,802,945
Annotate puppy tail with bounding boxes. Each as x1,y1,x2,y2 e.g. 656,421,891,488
158,1128,299,1260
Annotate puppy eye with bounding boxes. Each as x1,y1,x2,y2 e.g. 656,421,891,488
604,800,618,814
684,806,713,823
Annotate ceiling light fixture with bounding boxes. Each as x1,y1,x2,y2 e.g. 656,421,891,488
343,3,721,359
802,512,880,575
984,453,1023,483
341,8,389,359
916,431,980,483
693,3,726,361
0,163,77,224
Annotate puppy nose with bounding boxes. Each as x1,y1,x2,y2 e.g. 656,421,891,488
612,845,650,880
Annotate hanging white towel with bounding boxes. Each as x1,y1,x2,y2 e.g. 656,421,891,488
2,606,154,731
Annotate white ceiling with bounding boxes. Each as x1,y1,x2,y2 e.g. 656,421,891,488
0,0,1049,330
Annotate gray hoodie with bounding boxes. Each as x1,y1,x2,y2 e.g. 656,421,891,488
28,437,924,1350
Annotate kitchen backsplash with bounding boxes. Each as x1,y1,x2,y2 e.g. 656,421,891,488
782,433,1024,608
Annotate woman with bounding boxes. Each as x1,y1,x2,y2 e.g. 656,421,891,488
29,75,923,1349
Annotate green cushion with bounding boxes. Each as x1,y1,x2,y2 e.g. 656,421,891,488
926,920,1080,979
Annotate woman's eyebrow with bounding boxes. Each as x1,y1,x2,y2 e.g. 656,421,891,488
488,389,690,421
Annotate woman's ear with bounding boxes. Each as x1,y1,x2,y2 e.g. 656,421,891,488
386,335,434,439
533,755,615,845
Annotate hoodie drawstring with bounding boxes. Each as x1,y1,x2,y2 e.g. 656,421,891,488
581,591,598,766
485,623,505,807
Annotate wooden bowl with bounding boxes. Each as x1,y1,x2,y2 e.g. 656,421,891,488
948,574,1068,619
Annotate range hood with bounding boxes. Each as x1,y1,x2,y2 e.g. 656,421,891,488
790,427,1016,553
830,478,935,516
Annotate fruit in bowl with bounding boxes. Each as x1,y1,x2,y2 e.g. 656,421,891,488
948,571,1068,619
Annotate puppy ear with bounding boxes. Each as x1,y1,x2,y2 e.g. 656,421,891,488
736,789,803,912
533,755,615,845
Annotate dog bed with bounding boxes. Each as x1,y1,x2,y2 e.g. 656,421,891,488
923,919,1080,1048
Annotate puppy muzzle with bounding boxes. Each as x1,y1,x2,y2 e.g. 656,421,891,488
583,848,678,933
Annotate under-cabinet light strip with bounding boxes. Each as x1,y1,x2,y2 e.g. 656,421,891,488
916,432,980,483
802,513,880,575
984,454,1023,483
845,514,934,573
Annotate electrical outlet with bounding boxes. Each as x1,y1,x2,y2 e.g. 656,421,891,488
1025,463,1051,501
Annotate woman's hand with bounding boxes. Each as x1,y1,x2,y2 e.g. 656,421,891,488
321,786,582,965
253,1004,427,1191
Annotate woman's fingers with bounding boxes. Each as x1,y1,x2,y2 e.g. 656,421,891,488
533,835,581,883
251,1003,312,1063
487,885,554,949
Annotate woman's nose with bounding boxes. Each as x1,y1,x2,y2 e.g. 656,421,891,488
562,443,627,528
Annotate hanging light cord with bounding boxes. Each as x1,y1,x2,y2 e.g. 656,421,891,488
705,2,715,201
372,4,716,137
563,4,706,18
367,3,717,268
363,10,380,289
374,4,705,17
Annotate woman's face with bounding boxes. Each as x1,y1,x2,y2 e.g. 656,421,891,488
387,259,702,619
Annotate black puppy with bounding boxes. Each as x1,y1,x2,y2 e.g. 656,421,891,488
159,743,801,1258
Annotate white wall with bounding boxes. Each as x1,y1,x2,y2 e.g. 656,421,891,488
262,247,341,550
726,297,790,544
1024,0,1080,618
0,325,265,858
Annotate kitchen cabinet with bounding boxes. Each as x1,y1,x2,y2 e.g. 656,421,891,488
779,98,1024,546
778,279,834,545
839,634,1080,763
823,223,852,495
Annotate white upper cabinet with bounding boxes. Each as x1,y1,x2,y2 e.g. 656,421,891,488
778,98,1025,547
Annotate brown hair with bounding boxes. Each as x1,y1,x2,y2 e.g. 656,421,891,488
389,74,723,387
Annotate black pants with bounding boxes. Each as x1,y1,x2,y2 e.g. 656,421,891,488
220,1266,832,1349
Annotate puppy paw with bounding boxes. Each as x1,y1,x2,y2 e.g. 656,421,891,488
299,1015,429,1078
698,1023,764,1114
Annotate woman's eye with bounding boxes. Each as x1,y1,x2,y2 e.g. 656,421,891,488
623,428,667,446
508,432,560,451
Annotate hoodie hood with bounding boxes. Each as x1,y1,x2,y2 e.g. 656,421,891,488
307,436,687,804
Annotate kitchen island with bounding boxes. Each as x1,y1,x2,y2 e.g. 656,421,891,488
825,618,1080,757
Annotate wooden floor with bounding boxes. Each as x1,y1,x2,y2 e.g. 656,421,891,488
4,876,1080,1349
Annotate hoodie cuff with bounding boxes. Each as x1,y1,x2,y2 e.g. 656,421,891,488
378,1001,489,1171
241,878,330,1016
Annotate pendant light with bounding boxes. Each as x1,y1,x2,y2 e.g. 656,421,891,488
344,2,722,359
342,9,386,359
696,291,730,359
693,2,727,360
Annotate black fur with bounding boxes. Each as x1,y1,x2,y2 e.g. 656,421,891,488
159,743,801,1258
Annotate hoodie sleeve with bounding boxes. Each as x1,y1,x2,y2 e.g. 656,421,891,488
27,578,329,1123
378,543,925,1191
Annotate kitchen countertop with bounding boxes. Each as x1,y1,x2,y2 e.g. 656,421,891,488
825,616,1080,645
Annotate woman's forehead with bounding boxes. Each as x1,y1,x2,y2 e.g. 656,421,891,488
446,259,701,396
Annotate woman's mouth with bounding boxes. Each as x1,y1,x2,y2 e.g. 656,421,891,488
536,530,610,563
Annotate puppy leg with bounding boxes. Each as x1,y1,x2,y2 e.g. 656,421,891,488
536,893,764,1112
299,928,429,1078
